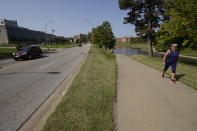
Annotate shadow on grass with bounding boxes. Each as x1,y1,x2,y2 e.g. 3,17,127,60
176,74,185,81
166,74,185,81
178,58,197,66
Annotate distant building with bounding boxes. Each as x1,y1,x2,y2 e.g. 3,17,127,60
73,34,88,43
0,19,54,44
117,37,131,43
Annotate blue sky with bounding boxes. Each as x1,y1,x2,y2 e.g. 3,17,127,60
0,0,136,38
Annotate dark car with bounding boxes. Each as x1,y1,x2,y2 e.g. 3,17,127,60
13,46,43,60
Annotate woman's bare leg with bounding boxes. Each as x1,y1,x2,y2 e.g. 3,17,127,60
171,73,175,80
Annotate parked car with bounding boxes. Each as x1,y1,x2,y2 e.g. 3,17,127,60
13,46,43,60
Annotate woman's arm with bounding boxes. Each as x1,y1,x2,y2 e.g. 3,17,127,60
163,49,170,64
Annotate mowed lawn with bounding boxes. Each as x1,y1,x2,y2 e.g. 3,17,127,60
179,48,197,57
116,42,148,52
38,43,78,49
130,55,197,90
42,47,117,131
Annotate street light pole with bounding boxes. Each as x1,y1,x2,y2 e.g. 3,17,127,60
85,20,94,44
45,21,53,50
51,29,55,44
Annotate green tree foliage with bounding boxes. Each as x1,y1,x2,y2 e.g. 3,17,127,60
119,0,165,56
87,32,92,42
92,21,115,49
49,36,70,44
16,44,29,51
130,36,147,44
155,0,197,51
78,37,88,43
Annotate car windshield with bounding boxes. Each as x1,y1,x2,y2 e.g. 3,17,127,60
19,46,31,52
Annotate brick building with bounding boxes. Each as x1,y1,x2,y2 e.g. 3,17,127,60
73,34,88,42
116,37,131,43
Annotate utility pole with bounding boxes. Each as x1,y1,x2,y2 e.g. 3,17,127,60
51,29,55,44
45,21,53,50
85,20,94,44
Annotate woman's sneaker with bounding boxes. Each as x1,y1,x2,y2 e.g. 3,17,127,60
170,79,176,84
161,73,164,78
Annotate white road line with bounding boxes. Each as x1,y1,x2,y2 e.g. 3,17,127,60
39,61,55,69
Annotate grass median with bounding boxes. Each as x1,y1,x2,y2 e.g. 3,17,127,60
130,55,197,90
42,47,117,131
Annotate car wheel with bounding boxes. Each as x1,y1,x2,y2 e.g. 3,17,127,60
28,55,32,60
14,58,19,61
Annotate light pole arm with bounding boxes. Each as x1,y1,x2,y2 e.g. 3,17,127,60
85,20,94,44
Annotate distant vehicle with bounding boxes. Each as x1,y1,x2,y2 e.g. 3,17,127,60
13,46,43,60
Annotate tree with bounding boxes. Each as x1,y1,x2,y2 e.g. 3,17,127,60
101,21,116,49
155,0,197,51
87,32,92,42
49,36,69,44
119,0,165,56
92,21,115,49
92,26,103,48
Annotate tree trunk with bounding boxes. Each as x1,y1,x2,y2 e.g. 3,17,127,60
148,34,153,56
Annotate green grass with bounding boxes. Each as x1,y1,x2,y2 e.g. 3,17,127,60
38,43,78,49
0,43,78,49
116,43,197,57
130,55,197,90
0,44,16,47
42,47,117,131
0,48,16,59
179,48,197,57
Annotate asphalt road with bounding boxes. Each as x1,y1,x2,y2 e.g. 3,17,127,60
0,44,91,131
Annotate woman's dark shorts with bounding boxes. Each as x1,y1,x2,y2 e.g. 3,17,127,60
164,62,177,73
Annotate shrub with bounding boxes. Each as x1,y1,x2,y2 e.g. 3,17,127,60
16,44,29,51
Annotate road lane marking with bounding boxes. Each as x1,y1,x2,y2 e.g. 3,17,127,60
39,61,55,69
0,52,59,71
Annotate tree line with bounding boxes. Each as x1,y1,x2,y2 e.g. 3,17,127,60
119,0,197,56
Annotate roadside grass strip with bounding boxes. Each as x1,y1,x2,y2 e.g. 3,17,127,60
42,47,117,131
130,55,197,90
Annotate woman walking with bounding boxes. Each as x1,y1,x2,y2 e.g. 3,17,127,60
161,44,179,83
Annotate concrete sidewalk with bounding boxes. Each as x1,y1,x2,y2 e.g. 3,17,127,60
116,54,197,131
